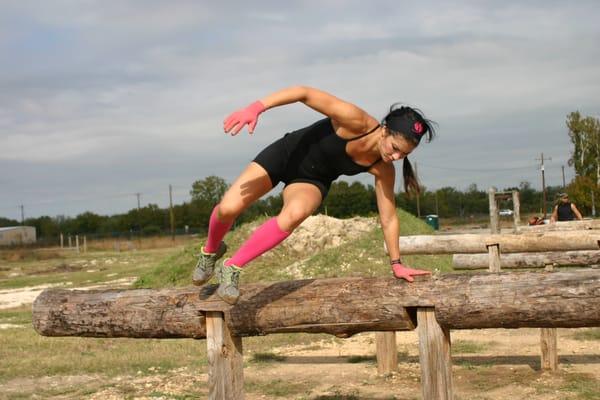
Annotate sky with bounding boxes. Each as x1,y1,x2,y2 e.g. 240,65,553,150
1,0,599,220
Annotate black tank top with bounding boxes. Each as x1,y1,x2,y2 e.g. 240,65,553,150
281,118,380,183
557,202,575,221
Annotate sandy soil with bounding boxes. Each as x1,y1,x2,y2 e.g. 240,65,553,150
0,277,137,311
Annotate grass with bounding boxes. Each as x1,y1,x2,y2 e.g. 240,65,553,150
0,325,208,383
0,248,175,290
452,339,492,354
250,352,286,363
573,328,600,341
135,208,453,290
246,378,313,398
561,372,600,400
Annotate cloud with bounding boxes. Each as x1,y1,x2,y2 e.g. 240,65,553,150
1,0,599,218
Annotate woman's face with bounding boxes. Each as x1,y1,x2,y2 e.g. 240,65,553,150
379,128,417,163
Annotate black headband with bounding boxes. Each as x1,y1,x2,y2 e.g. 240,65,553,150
386,113,427,143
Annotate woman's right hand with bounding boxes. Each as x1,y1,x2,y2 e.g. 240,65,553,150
223,101,266,135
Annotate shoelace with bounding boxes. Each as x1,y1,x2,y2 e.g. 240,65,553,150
222,266,240,287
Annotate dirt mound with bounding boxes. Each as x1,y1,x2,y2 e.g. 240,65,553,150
281,214,377,255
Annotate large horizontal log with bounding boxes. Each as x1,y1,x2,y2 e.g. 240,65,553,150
518,219,600,232
399,231,600,255
453,250,600,270
33,270,600,338
434,270,600,329
33,278,424,339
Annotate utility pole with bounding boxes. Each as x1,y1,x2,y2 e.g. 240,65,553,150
561,165,566,189
20,204,24,225
169,185,175,241
415,162,421,218
135,193,141,210
536,153,551,219
435,190,439,216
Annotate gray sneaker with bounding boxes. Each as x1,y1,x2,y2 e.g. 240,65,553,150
217,260,242,304
192,242,227,286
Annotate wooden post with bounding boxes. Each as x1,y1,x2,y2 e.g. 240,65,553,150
75,235,80,254
60,233,64,249
83,236,87,253
540,264,558,371
418,308,453,400
376,331,398,374
512,191,521,231
68,235,72,248
487,243,501,272
206,311,244,400
489,187,499,234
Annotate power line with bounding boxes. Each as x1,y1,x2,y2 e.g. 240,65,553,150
419,163,538,172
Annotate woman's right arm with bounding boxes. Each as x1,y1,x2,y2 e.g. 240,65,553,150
224,86,373,135
261,86,372,132
550,205,558,223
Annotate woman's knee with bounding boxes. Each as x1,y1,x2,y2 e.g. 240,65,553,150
216,198,244,221
277,207,311,231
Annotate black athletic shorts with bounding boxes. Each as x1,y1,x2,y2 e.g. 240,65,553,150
253,136,330,200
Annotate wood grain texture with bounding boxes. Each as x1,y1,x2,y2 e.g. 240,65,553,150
206,312,244,400
418,308,453,400
376,331,397,374
453,250,600,269
33,270,600,337
399,231,600,254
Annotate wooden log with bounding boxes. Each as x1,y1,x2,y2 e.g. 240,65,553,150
33,277,419,339
33,271,600,338
376,332,397,374
206,311,244,400
418,308,453,400
453,250,600,270
399,231,600,254
518,219,600,232
433,270,600,329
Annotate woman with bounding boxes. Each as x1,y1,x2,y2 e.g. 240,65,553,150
193,86,435,304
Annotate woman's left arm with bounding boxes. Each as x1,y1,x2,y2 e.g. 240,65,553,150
372,163,401,260
571,203,584,220
372,162,432,282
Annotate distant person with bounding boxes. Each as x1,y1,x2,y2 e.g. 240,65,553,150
550,193,583,222
192,86,436,304
528,216,545,226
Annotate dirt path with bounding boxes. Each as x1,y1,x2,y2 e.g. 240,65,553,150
0,277,137,311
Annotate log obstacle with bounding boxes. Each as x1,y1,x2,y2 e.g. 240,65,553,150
518,219,600,232
398,231,600,255
453,250,600,270
33,271,600,400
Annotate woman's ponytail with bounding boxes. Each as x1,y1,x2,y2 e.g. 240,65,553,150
403,157,420,196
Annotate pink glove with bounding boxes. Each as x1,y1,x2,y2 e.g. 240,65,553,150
391,262,431,282
223,101,266,135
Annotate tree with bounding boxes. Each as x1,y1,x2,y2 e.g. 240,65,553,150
567,112,600,186
190,176,229,205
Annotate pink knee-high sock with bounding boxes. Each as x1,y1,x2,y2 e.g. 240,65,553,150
204,205,234,253
225,217,291,268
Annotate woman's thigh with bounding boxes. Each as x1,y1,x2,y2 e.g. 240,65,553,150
218,162,274,219
277,182,323,231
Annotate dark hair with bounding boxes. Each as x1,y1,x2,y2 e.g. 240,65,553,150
382,104,436,196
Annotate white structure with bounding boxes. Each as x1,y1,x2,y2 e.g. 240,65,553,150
0,226,37,246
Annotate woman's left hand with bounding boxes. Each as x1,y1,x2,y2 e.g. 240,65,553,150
391,263,431,282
